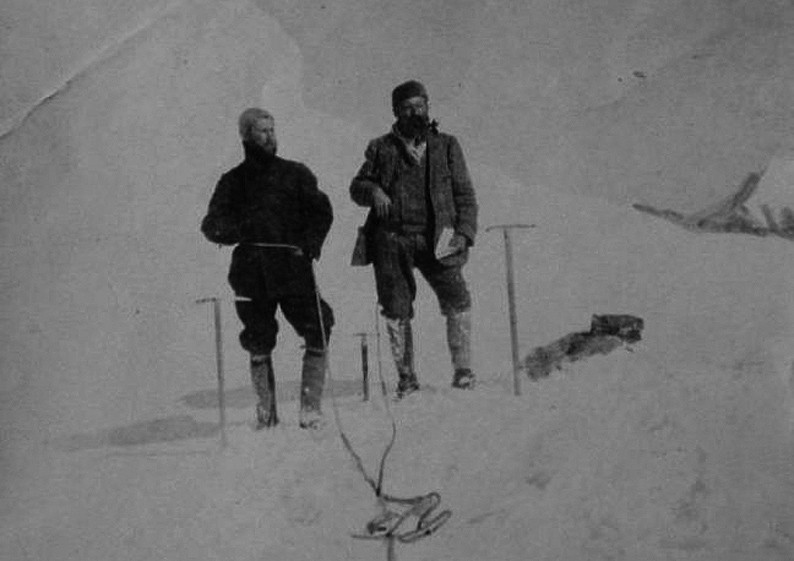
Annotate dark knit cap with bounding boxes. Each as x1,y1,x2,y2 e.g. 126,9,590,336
392,80,428,109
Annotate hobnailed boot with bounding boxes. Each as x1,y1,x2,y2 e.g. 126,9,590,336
299,347,327,429
447,310,476,389
386,318,419,398
250,353,278,429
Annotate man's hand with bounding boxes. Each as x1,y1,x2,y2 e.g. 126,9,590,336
449,233,468,253
372,187,392,218
296,246,321,260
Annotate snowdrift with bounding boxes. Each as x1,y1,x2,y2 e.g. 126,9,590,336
2,163,793,560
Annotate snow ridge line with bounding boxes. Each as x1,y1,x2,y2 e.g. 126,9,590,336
0,0,187,142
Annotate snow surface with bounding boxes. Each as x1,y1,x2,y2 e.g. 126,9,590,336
1,1,793,560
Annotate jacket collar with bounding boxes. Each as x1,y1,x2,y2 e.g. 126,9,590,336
242,141,277,169
391,124,426,164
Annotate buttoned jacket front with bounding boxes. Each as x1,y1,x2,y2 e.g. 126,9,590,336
350,129,478,253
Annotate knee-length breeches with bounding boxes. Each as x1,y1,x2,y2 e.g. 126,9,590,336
234,294,334,355
372,231,471,320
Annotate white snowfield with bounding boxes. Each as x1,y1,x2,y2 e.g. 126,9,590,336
2,176,792,561
1,1,793,560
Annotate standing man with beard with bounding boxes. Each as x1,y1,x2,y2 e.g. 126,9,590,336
350,80,478,398
201,108,334,429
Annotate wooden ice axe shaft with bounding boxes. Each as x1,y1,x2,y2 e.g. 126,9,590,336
195,296,227,448
485,224,536,396
353,332,370,401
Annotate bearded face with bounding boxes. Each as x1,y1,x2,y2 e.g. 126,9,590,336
247,116,278,156
394,96,430,140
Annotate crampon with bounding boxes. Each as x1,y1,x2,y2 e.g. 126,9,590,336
352,491,452,544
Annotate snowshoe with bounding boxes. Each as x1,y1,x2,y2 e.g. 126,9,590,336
398,507,452,543
352,492,452,543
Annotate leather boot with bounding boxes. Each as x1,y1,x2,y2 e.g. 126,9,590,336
386,318,419,398
250,353,278,429
446,310,476,389
299,347,326,429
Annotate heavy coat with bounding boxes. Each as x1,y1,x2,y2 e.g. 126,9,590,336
201,144,333,299
350,129,477,265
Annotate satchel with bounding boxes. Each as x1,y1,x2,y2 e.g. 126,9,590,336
351,224,371,266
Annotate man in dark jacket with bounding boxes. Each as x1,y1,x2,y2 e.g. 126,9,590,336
350,81,478,397
202,108,334,429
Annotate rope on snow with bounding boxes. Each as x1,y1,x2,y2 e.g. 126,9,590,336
202,242,452,550
309,258,452,546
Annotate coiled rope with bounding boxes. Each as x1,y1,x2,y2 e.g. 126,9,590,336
246,243,451,555
308,258,451,549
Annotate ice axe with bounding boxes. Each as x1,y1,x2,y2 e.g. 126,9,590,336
353,332,371,401
485,223,535,396
195,296,227,448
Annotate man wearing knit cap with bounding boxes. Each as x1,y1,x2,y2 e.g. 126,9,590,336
350,80,478,397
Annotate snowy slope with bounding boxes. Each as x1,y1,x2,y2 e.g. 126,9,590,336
2,175,793,560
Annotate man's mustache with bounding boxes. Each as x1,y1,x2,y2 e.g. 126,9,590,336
402,116,439,135
405,115,429,128
245,140,277,156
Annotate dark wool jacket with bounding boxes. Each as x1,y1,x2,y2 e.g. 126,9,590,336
350,129,478,251
201,143,332,298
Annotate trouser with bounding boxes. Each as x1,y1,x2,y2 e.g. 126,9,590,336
234,293,334,355
238,293,333,424
372,231,472,379
371,231,471,320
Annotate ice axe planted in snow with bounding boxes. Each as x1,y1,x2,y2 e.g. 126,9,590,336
195,296,227,448
353,332,372,401
485,223,536,396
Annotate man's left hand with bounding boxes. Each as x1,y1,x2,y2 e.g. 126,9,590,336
298,245,320,260
450,234,468,253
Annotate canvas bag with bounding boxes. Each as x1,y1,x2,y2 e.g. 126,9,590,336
350,221,371,266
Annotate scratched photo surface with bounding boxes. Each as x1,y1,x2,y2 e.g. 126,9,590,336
1,2,793,560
